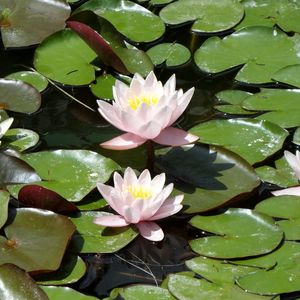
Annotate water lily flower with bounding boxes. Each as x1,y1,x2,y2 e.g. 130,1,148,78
272,150,300,196
93,167,184,241
0,117,13,146
97,71,198,150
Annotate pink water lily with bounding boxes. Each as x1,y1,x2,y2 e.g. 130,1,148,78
97,71,198,150
272,150,300,197
94,167,184,241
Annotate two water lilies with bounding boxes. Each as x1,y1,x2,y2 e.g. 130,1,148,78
94,167,184,241
97,71,198,150
272,150,300,197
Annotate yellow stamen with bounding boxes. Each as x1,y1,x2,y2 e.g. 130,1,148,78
127,185,152,200
128,95,159,110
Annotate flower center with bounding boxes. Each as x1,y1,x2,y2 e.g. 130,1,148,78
128,95,159,110
127,185,152,200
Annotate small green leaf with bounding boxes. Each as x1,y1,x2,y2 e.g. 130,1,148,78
0,190,9,229
90,74,115,99
120,285,175,300
42,286,98,300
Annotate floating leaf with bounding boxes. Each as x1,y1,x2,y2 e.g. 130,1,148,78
293,127,300,145
215,90,256,115
273,64,300,88
186,256,257,284
242,89,300,128
236,241,300,295
18,185,79,214
0,151,41,186
76,198,107,211
90,74,115,99
0,190,9,229
167,274,273,300
6,71,48,92
0,0,70,48
2,128,39,152
74,0,165,42
189,118,288,165
70,211,138,253
255,195,300,219
120,285,175,300
8,149,120,202
189,208,283,258
194,26,300,84
160,0,244,33
255,156,298,188
36,255,86,286
0,264,48,300
236,0,300,33
0,79,41,113
42,286,98,300
146,43,191,67
156,144,260,213
277,219,300,241
34,29,98,86
0,208,75,272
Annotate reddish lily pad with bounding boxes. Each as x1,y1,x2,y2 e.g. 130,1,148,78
0,79,41,114
0,0,70,48
0,208,76,272
18,185,79,214
0,264,48,300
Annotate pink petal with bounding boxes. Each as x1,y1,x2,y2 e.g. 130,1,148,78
97,100,124,131
123,167,138,187
136,221,164,241
137,120,162,139
167,87,195,126
163,74,176,97
97,183,123,215
100,133,146,150
152,127,199,146
284,150,300,180
149,195,184,220
113,172,124,191
93,214,129,227
272,187,300,197
138,169,151,186
151,173,166,194
123,201,144,223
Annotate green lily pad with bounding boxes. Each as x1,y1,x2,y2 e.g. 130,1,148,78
146,43,191,67
74,0,165,43
189,118,288,165
156,144,260,213
255,195,300,219
293,127,300,145
34,29,98,86
186,256,257,284
277,218,300,241
7,149,120,202
90,74,115,99
255,156,298,188
189,208,283,259
236,241,300,295
160,0,244,33
2,128,39,152
70,211,138,253
42,286,98,300
0,0,70,48
35,255,86,285
236,0,300,33
0,264,48,300
167,274,273,300
0,190,9,229
215,90,256,115
0,208,75,272
119,285,175,300
241,89,300,128
0,79,41,113
76,198,107,211
194,26,300,84
6,71,48,92
273,64,300,88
